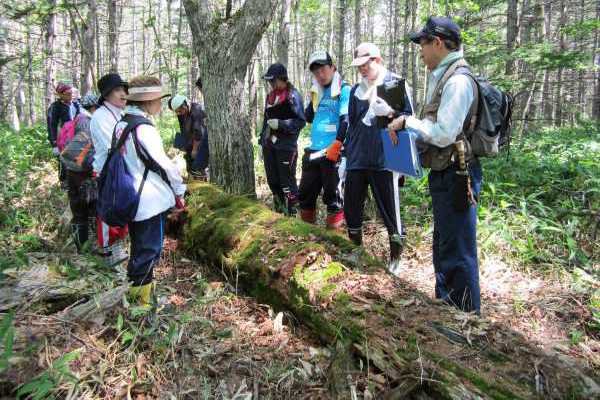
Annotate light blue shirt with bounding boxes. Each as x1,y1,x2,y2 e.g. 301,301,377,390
309,85,351,150
406,50,475,148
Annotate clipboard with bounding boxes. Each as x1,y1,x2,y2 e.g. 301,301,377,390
376,79,406,129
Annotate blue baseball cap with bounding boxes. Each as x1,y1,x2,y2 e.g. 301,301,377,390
409,16,461,44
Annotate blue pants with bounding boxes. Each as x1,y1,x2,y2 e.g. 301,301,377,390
191,133,210,172
127,212,166,286
429,160,482,313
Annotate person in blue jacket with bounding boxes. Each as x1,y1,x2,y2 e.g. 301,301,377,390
299,51,351,229
344,43,414,271
259,63,306,216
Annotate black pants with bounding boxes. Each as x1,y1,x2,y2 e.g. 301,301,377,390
263,146,298,202
67,170,96,251
344,169,400,236
298,149,342,214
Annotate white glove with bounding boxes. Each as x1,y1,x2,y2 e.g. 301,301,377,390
52,147,60,156
267,119,279,130
372,97,394,117
361,107,375,127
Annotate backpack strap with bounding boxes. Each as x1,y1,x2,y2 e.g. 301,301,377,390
453,66,480,135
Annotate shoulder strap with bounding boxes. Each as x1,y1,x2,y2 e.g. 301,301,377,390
453,67,480,133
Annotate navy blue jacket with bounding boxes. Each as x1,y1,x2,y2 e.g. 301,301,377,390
345,72,413,171
259,88,306,152
47,100,81,147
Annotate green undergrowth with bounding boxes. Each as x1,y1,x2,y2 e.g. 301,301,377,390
0,124,65,277
402,121,599,275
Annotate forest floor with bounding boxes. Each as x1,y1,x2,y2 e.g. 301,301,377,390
0,122,598,399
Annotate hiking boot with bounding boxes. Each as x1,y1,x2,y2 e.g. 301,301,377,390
300,209,317,224
326,210,345,230
348,228,362,246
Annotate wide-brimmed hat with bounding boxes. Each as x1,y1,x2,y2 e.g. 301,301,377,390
126,85,171,102
351,43,382,67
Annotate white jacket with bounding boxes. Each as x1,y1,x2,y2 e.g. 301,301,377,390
90,102,123,174
113,107,186,221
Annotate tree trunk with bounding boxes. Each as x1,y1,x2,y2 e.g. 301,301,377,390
183,0,279,195
174,2,184,93
26,28,36,125
182,182,600,400
70,19,79,88
401,0,409,77
555,0,567,126
132,0,138,76
81,0,97,95
276,0,293,67
541,0,552,122
327,0,334,54
505,0,519,76
44,0,57,113
336,0,347,74
592,0,600,120
95,7,102,79
410,0,418,109
107,0,119,72
0,16,8,123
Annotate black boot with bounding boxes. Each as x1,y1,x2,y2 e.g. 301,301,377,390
285,192,298,217
348,228,362,246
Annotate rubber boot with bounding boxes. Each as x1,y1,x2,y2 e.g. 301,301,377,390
300,209,317,224
284,191,298,217
71,223,88,253
326,210,345,230
348,228,362,246
128,282,154,308
103,240,128,267
387,233,404,277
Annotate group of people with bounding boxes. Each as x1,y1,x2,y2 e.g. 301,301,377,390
47,16,483,314
47,73,209,308
259,16,482,314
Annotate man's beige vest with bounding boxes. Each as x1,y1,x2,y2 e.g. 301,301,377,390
419,59,478,171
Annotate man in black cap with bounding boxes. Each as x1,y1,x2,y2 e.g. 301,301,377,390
298,50,351,229
259,62,306,216
90,73,129,267
388,16,482,314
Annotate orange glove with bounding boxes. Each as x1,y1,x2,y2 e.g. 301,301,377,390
326,140,343,162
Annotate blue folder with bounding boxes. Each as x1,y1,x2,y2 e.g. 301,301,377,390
380,129,423,178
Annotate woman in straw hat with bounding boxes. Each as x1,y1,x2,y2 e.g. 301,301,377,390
113,75,186,307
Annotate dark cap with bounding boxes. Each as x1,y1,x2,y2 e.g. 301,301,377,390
97,73,128,104
263,63,288,81
409,16,461,45
308,50,333,71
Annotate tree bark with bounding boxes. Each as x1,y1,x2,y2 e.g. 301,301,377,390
336,0,347,74
541,0,552,123
107,0,119,72
276,0,293,67
401,0,409,77
554,0,567,126
183,0,279,195
0,16,8,123
505,0,519,76
26,28,36,125
44,0,57,113
182,182,600,400
592,0,600,120
80,0,97,95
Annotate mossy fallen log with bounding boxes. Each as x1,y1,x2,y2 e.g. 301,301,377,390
182,182,599,399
